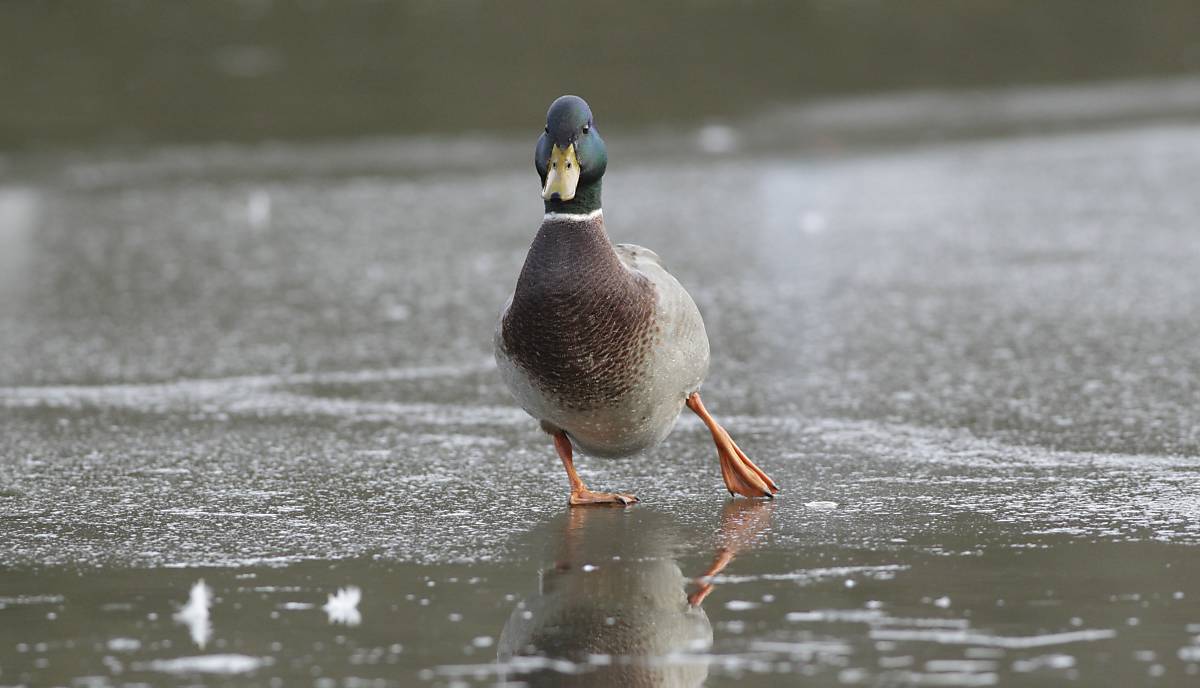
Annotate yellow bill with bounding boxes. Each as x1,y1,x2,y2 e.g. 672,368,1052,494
542,143,580,201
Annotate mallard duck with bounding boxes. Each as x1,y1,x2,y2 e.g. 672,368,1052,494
495,95,779,505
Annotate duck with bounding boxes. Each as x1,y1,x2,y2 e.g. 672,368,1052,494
495,95,779,506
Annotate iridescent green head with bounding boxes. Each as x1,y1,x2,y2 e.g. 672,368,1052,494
535,95,607,214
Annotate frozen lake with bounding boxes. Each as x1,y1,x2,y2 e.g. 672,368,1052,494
2,84,1200,686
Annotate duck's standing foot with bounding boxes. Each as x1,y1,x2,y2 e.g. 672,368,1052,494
569,489,639,506
553,431,639,507
686,392,780,499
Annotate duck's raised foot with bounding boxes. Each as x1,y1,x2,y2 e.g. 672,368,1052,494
717,427,778,499
569,490,639,507
687,392,780,499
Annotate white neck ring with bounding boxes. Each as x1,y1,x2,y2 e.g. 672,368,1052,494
543,208,603,222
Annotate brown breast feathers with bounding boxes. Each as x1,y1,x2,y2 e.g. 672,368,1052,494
501,215,656,411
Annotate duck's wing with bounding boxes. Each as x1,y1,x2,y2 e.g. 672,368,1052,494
614,241,711,399
614,243,666,276
615,242,687,303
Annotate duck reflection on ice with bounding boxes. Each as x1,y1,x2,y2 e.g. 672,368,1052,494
498,501,773,686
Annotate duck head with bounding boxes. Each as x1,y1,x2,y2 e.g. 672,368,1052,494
536,95,607,214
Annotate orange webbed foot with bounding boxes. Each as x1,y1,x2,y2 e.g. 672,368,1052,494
568,489,639,507
553,431,639,507
687,392,780,499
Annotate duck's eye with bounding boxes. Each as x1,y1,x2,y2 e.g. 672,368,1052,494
544,126,549,133
566,161,572,169
582,124,590,133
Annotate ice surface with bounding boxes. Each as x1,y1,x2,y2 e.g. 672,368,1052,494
2,101,1200,687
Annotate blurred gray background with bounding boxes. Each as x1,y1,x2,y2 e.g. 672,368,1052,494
2,0,1200,148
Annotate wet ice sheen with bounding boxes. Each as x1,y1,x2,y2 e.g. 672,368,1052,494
3,90,1200,686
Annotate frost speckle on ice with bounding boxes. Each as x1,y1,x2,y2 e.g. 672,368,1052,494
323,586,362,626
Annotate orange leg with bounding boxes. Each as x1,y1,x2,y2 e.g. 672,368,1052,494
686,392,779,499
553,431,639,507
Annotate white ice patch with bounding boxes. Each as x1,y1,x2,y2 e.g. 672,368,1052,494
787,609,885,623
165,556,304,568
1012,654,1076,672
747,640,854,657
173,579,213,649
724,600,759,611
880,671,998,686
246,190,271,230
925,659,999,672
696,124,739,154
106,637,141,652
713,564,909,585
0,187,40,298
800,210,828,235
323,586,362,626
140,654,269,675
163,509,277,518
0,362,500,424
0,594,64,606
869,627,1117,649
